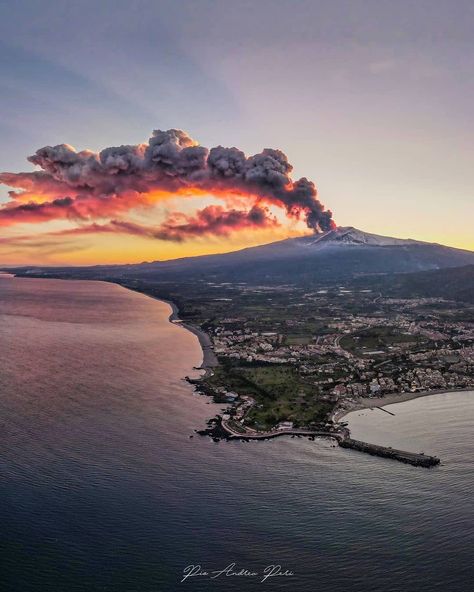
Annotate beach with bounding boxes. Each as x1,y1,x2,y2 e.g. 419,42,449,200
127,283,472,429
334,387,474,423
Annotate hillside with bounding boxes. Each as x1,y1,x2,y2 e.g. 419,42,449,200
365,264,474,304
9,227,474,287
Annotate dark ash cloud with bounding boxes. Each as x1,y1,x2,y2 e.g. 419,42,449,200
0,128,335,236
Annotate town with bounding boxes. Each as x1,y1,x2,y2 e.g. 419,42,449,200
124,277,474,434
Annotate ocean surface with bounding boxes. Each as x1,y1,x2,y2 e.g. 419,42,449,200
1,275,473,592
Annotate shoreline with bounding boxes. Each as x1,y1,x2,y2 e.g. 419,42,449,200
334,387,474,423
119,287,218,373
6,274,470,465
4,274,457,467
6,275,219,375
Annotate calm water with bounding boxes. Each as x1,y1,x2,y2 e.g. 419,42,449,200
1,275,473,592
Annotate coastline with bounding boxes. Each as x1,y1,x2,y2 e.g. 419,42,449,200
4,275,458,467
334,387,474,423
119,288,218,373
7,275,219,375
7,275,471,455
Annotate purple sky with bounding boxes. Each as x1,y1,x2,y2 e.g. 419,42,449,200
0,0,473,263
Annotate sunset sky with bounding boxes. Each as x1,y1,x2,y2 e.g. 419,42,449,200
1,0,473,265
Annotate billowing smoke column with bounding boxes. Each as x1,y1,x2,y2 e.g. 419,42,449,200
0,128,335,239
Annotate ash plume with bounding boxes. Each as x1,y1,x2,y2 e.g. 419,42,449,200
154,204,279,241
47,205,278,242
0,128,335,238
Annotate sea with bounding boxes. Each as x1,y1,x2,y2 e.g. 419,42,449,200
1,274,473,592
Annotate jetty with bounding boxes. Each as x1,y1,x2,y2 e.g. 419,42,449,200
204,417,441,468
339,437,440,467
375,406,395,416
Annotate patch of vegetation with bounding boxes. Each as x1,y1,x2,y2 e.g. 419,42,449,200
340,326,425,355
205,360,334,430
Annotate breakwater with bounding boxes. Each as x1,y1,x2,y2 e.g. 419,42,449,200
200,416,441,468
339,437,440,467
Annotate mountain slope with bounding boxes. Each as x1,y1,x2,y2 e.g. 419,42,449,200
8,227,474,285
118,227,474,282
303,226,424,247
361,264,474,304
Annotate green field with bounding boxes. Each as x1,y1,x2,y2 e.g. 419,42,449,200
340,326,425,355
206,361,333,430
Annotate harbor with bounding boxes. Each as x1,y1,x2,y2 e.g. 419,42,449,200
199,415,441,468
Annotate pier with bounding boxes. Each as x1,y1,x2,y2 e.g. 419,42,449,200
375,406,395,416
207,417,441,468
338,437,440,467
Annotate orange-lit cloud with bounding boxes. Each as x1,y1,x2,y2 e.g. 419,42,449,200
0,205,278,244
0,128,334,243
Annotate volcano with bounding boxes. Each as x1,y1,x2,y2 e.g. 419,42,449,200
303,226,425,247
120,226,474,279
16,226,474,288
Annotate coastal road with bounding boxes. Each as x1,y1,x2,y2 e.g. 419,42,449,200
221,420,341,442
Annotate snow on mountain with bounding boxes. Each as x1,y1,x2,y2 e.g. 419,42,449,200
303,226,423,248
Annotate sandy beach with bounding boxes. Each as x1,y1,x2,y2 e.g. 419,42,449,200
334,387,474,423
162,299,218,371
97,284,474,422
